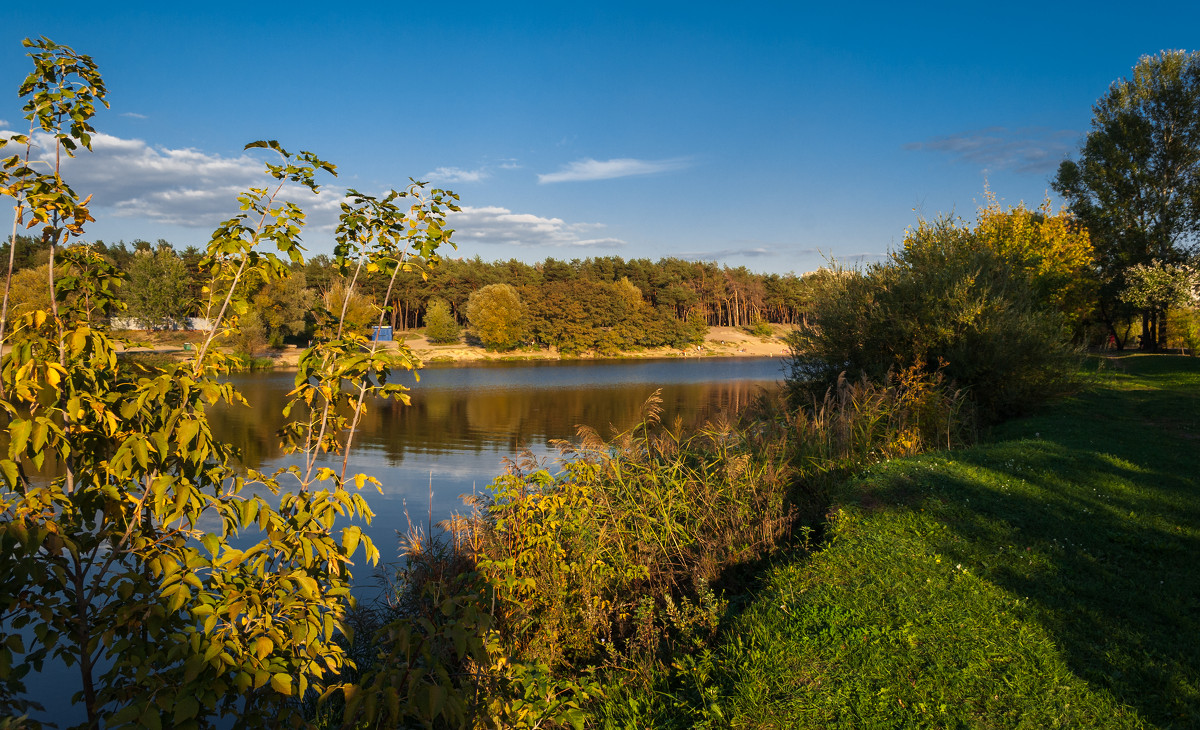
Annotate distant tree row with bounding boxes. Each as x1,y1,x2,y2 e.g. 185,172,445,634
0,235,826,352
351,254,818,332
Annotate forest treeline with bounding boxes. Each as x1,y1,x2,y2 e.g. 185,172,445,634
0,234,821,352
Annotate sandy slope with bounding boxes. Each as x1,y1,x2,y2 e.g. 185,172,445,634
409,325,790,364
264,325,792,368
111,325,793,368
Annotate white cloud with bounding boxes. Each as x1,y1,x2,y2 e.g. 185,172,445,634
2,131,625,251
423,166,489,184
538,157,689,184
836,252,890,264
8,131,342,229
449,205,625,248
120,112,147,119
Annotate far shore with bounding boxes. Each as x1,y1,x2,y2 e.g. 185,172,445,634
113,325,793,369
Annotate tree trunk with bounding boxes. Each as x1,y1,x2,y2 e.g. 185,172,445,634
1160,307,1170,351
1098,298,1126,350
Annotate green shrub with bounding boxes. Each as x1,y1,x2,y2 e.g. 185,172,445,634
748,319,773,339
343,371,974,726
787,216,1081,423
423,297,460,343
227,352,276,371
465,283,526,350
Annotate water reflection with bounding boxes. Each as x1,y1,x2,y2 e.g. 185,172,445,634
209,357,784,549
11,357,783,725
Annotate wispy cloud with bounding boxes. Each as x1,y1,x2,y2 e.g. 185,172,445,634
0,131,625,251
449,205,624,248
904,126,1078,174
423,166,489,184
680,242,830,262
6,131,341,229
538,157,689,184
680,246,774,260
836,252,890,264
120,112,147,119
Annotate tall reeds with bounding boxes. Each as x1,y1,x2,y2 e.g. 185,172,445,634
339,368,973,727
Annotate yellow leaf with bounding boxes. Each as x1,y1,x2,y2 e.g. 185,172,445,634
341,526,361,556
255,636,273,660
270,672,293,695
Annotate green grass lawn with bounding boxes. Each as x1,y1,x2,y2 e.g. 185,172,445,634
602,354,1200,728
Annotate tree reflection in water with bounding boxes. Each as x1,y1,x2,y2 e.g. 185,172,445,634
208,357,783,568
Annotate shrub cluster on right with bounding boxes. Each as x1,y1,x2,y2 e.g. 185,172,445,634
786,200,1090,423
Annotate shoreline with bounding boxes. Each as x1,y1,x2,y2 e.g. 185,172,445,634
118,325,794,369
408,325,791,366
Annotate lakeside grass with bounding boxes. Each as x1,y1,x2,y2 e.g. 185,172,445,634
602,354,1200,728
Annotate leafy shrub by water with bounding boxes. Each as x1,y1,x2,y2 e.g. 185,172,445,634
424,297,461,344
786,216,1082,423
339,372,973,727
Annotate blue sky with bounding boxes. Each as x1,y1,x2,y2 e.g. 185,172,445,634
3,2,1199,274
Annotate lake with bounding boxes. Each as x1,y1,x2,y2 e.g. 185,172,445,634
210,356,785,580
13,355,784,726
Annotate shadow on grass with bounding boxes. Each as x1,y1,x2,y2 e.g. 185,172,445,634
856,355,1200,727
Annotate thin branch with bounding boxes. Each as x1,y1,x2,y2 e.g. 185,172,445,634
192,182,286,369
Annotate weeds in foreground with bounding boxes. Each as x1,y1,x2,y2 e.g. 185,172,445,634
334,369,973,727
603,355,1200,728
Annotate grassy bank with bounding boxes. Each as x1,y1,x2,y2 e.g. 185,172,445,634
602,354,1200,728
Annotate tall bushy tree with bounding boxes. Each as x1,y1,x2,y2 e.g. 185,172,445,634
0,39,458,728
1120,260,1198,346
1053,50,1200,349
125,244,193,329
787,211,1081,423
423,297,460,343
465,282,525,350
972,194,1096,337
251,270,313,346
318,277,381,339
0,264,52,322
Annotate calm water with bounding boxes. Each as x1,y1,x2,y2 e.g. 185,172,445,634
17,356,783,725
210,356,785,565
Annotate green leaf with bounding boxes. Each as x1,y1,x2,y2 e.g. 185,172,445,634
30,419,48,452
254,636,273,660
0,460,18,487
177,419,200,448
201,533,219,558
132,438,149,469
138,706,163,730
8,419,31,456
183,652,205,683
173,695,199,724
